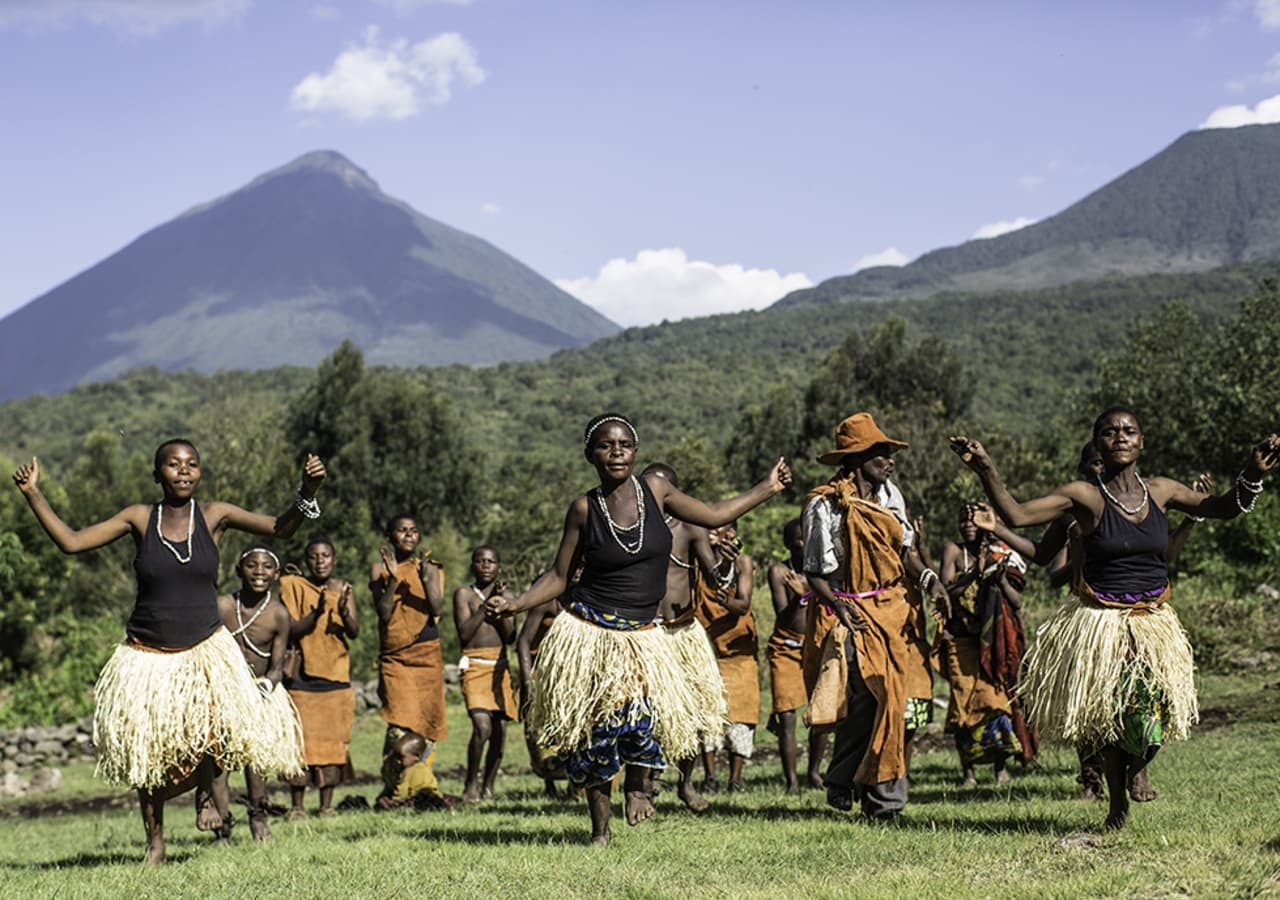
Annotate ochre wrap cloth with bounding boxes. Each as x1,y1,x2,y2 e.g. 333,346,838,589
767,627,808,714
694,569,760,726
460,645,519,720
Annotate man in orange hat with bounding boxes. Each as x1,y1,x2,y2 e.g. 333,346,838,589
802,413,947,818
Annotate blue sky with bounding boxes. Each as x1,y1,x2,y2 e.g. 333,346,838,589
3,0,1280,327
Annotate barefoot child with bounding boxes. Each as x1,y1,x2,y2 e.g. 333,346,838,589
210,545,305,841
279,538,359,818
376,731,451,810
454,546,519,802
766,518,811,795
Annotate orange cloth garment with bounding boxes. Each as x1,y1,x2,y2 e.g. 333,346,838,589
377,560,447,741
694,568,760,725
767,627,808,715
902,584,935,703
806,480,911,786
802,600,839,696
460,644,519,721
941,636,1013,732
288,687,355,769
278,575,350,683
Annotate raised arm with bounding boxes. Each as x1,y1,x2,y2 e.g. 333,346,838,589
370,550,399,625
13,458,144,553
204,454,326,542
420,558,445,621
715,553,753,615
948,437,1079,527
651,458,791,529
1157,436,1279,520
487,499,586,617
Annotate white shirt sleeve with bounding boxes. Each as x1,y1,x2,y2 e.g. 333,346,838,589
802,496,842,576
878,479,914,549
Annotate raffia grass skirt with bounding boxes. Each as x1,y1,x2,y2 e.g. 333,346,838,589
1018,595,1198,749
94,627,305,789
527,612,704,762
665,621,729,746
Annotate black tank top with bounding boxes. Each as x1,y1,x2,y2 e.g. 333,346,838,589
127,502,222,648
1082,492,1168,596
571,477,674,622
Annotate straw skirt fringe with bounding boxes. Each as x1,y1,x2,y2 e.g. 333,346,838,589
528,612,705,762
1018,596,1198,748
665,620,729,746
94,627,304,788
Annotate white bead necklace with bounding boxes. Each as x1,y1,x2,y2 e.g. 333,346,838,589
156,499,195,564
232,590,272,658
1096,473,1149,516
595,475,645,555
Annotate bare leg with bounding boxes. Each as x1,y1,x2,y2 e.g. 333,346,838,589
1078,749,1105,801
543,778,559,799
587,783,612,847
994,753,1012,785
139,789,167,866
318,785,336,814
623,765,655,826
728,754,747,792
1102,746,1129,830
777,711,800,794
195,757,226,832
676,757,709,812
289,782,308,819
903,730,916,788
481,718,507,799
463,711,491,803
1128,749,1158,802
807,729,829,789
246,768,272,841
701,748,720,792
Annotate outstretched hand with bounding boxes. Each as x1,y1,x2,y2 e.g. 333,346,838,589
1192,473,1214,495
379,546,397,580
1250,434,1280,475
970,502,998,533
768,457,792,494
948,435,991,472
11,457,39,494
484,593,513,618
301,454,326,495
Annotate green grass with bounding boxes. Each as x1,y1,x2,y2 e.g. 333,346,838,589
2,674,1279,898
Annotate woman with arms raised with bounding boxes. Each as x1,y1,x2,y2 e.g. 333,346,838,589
11,440,324,864
950,408,1278,829
486,413,790,846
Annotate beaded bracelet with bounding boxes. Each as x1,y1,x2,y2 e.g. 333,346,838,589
295,491,322,519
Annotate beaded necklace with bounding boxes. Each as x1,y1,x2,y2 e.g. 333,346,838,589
595,475,645,555
156,499,195,564
232,591,272,659
1096,473,1149,516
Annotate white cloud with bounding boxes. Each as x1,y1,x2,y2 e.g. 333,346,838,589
480,201,500,215
309,4,340,20
291,26,484,122
851,247,910,272
556,248,812,327
373,0,473,11
1200,92,1280,128
971,217,1038,240
0,0,249,33
1256,0,1280,28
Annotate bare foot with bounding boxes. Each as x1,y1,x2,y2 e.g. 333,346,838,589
625,790,655,826
677,781,709,813
995,768,1012,786
542,780,559,800
1079,785,1103,802
316,807,337,818
481,786,495,800
287,807,308,821
784,780,802,796
1128,770,1157,802
144,837,165,867
250,817,272,842
807,772,825,790
961,773,977,789
196,802,223,832
461,784,481,804
1105,796,1129,831
591,828,611,848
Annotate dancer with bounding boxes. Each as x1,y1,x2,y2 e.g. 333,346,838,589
765,518,812,794
696,522,758,794
938,503,1032,786
642,463,724,813
803,413,948,819
371,514,447,784
278,538,359,819
950,409,1279,828
212,544,305,841
486,413,790,846
11,441,324,864
454,546,519,803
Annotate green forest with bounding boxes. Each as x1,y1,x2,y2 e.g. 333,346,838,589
1,265,1278,726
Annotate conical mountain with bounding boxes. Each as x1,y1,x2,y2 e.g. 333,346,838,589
776,122,1280,307
0,151,618,400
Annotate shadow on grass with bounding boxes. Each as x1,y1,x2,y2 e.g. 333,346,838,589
0,847,194,870
338,821,582,846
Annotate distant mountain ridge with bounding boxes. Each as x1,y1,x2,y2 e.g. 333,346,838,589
776,123,1280,307
0,151,618,400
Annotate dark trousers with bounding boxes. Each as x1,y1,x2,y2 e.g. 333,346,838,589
825,632,908,818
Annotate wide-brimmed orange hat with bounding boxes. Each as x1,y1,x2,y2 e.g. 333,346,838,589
815,413,909,465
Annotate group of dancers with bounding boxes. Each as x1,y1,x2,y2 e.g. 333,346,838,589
9,405,1279,859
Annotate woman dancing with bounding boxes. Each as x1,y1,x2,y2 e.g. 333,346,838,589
11,440,324,864
486,413,790,846
950,409,1278,829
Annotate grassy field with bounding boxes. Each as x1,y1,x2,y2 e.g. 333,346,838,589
1,665,1278,899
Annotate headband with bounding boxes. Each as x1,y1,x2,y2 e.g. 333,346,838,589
584,416,638,447
240,547,281,569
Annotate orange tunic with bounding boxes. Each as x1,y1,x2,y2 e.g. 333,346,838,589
694,568,759,726
278,574,355,769
376,560,447,742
